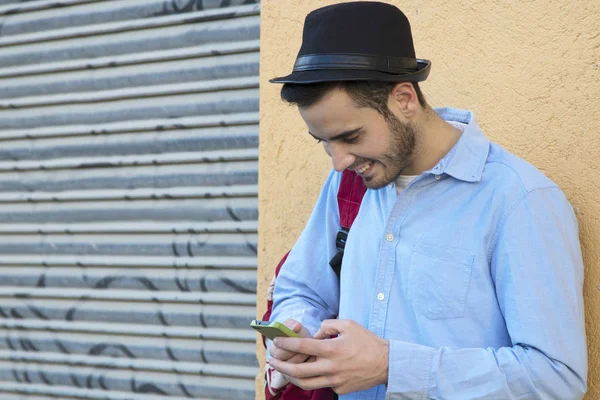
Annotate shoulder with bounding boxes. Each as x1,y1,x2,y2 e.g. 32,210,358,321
485,143,559,195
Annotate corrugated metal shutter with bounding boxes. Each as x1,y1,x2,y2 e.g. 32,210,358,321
0,0,259,399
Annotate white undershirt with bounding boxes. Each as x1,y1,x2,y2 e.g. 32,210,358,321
394,121,467,195
395,174,417,195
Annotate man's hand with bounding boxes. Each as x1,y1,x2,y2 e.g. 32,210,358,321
268,319,389,395
269,319,313,364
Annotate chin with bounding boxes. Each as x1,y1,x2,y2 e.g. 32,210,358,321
362,175,392,190
361,166,400,190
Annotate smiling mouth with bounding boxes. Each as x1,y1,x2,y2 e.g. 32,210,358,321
355,162,373,175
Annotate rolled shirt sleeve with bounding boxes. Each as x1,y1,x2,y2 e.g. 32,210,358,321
268,170,342,345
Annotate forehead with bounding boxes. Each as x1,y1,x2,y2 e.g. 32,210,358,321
298,88,381,138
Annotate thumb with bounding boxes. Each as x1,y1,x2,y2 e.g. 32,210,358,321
283,319,311,338
313,319,343,339
283,318,302,333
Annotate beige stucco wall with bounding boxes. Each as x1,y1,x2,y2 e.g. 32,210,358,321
256,0,600,397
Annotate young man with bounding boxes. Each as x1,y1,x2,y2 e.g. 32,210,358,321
266,2,587,399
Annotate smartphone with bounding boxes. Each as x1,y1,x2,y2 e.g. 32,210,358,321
250,320,301,340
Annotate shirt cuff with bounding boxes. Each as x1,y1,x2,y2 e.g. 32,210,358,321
387,340,435,399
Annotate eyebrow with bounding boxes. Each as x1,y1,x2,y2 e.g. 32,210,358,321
308,127,363,142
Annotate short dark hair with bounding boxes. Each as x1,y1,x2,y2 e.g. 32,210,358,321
280,81,427,118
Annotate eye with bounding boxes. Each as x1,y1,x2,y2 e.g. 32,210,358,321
343,135,360,144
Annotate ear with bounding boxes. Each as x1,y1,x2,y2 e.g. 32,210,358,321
388,82,420,119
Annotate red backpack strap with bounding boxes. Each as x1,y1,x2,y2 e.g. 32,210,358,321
329,170,367,277
337,170,367,229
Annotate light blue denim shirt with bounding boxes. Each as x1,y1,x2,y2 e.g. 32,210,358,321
270,107,587,399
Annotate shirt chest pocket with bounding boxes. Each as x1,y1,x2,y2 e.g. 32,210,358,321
407,240,475,320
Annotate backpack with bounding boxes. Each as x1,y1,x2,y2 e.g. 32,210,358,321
262,169,367,400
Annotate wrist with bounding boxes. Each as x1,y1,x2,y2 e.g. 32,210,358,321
378,338,390,385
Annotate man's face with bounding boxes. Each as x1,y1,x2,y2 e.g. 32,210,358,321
299,88,418,189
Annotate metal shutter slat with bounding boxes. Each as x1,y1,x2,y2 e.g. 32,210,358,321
0,0,260,398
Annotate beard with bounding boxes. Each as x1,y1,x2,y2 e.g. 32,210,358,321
359,112,418,189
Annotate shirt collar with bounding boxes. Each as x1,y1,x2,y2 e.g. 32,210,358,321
430,107,490,183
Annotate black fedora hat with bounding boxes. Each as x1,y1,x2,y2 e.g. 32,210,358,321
270,1,431,84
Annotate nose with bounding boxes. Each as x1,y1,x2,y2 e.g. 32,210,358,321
327,142,355,172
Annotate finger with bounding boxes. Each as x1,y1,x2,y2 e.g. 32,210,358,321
313,319,346,339
283,318,311,338
270,342,310,363
287,375,337,391
268,357,332,380
269,344,296,361
283,318,302,333
273,337,333,358
288,352,311,364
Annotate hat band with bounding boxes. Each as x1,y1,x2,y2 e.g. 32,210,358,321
293,54,419,74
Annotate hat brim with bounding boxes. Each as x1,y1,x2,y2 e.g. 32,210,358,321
270,59,431,84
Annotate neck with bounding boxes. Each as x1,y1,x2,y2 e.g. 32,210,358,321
402,108,462,175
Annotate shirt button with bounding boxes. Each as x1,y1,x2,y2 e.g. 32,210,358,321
386,233,394,242
377,292,385,301
434,175,441,180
